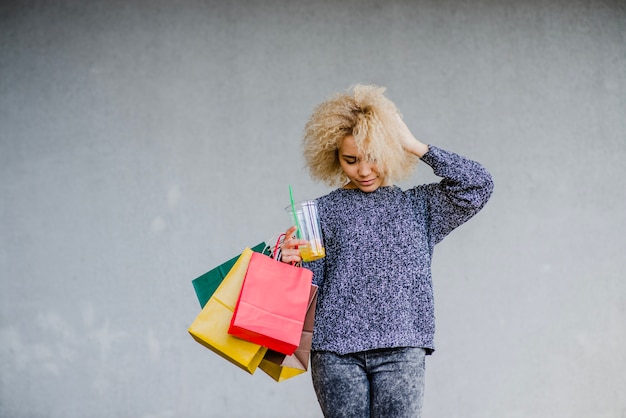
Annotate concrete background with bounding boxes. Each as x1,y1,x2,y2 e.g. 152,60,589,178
1,0,625,417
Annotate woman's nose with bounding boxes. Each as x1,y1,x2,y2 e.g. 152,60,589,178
357,161,372,176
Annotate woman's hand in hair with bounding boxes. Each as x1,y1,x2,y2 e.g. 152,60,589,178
395,113,429,158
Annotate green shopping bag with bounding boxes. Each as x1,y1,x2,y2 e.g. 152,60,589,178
191,242,269,308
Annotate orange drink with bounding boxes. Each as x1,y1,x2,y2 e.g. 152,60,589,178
298,240,326,262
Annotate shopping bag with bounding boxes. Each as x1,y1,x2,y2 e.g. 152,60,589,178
191,242,269,308
188,248,267,374
258,284,318,382
229,252,313,355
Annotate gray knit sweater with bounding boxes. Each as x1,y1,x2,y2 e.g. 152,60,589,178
304,146,494,355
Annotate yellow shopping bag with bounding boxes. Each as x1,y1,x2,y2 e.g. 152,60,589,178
188,248,267,374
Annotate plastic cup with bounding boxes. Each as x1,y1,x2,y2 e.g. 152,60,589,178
285,200,326,262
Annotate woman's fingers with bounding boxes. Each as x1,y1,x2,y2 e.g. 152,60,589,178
283,226,308,249
280,226,309,263
285,225,297,240
281,244,302,263
281,252,301,264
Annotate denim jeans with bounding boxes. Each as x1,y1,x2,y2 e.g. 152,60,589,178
311,347,426,418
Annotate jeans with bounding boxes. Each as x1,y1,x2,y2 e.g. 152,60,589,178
311,347,426,418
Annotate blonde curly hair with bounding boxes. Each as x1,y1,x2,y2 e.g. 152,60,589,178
303,84,419,187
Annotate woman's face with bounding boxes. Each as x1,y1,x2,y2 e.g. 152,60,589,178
338,135,387,192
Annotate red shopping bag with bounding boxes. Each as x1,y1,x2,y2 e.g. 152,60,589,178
228,252,313,355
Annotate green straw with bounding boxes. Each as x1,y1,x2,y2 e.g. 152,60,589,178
289,185,302,239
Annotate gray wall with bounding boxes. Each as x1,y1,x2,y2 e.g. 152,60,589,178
1,1,625,417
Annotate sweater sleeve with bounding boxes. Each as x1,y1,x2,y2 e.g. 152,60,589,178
417,145,494,245
303,255,326,287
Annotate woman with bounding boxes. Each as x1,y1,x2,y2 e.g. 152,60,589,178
281,84,494,417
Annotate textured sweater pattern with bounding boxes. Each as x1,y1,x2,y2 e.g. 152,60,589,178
304,146,494,355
